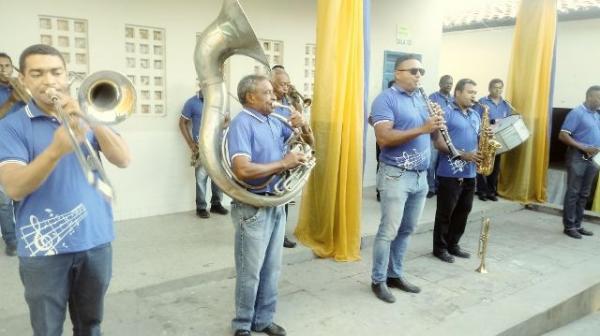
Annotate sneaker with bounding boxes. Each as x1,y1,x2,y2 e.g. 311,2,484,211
196,209,210,218
210,203,229,215
5,244,16,257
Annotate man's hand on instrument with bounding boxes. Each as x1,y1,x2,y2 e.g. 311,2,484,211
50,119,87,157
583,146,600,157
288,109,305,128
460,151,481,164
423,115,445,134
281,151,306,170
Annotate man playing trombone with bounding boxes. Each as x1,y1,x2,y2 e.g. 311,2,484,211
0,44,131,336
558,85,600,239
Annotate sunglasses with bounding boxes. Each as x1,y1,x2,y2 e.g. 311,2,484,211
395,68,426,76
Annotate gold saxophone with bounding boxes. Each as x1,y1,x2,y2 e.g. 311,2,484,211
475,102,502,176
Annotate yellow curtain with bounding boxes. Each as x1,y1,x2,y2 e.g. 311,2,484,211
294,0,363,261
592,182,600,212
498,0,557,203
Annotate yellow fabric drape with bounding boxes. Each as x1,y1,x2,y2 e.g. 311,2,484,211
498,0,557,203
294,0,363,261
592,180,600,212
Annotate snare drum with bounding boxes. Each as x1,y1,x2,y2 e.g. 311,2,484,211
493,115,530,154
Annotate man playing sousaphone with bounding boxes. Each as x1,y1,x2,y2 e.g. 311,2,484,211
558,85,600,239
227,74,313,336
0,44,131,335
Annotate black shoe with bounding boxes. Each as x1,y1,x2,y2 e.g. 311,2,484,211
478,195,487,201
371,282,396,303
256,323,286,336
283,236,297,248
578,228,594,236
426,191,436,199
376,191,381,202
4,244,16,257
448,246,471,258
487,195,498,201
234,330,251,336
433,250,455,263
387,277,421,293
564,229,582,239
210,203,229,215
196,209,210,218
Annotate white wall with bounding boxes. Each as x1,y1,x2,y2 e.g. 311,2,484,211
1,0,444,218
439,18,600,108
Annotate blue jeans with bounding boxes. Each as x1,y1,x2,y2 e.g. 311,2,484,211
195,165,223,210
563,147,599,230
426,142,439,193
0,188,16,246
231,201,285,331
372,163,428,284
19,243,112,336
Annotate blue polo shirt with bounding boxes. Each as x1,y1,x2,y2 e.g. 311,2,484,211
429,91,454,109
181,93,203,142
561,103,600,148
0,84,25,116
370,85,430,171
437,103,481,178
0,102,114,257
227,108,292,194
477,96,510,122
274,96,292,118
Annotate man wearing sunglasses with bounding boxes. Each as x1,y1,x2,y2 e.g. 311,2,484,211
369,54,446,303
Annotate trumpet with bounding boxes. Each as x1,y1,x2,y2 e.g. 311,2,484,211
47,71,136,199
475,218,491,273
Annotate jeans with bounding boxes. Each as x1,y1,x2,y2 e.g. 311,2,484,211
433,177,475,252
476,155,501,196
231,201,285,331
0,188,16,246
195,165,223,210
426,142,439,193
563,147,599,230
19,243,112,336
372,163,427,284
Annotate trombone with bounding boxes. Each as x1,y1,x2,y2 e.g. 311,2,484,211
47,71,136,199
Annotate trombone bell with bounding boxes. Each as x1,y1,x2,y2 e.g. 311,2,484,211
78,71,136,125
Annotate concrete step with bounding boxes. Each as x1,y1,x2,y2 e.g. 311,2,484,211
543,311,600,336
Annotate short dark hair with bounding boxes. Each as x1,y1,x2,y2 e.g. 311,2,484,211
439,75,452,85
271,65,285,71
387,80,395,88
19,44,66,73
454,78,477,95
0,52,13,65
393,53,421,70
586,85,600,99
238,74,268,104
489,78,503,90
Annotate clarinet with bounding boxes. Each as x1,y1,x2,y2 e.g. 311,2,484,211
418,86,460,160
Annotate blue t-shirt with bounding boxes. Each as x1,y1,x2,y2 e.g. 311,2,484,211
429,91,454,109
561,103,600,148
181,94,203,142
370,85,430,170
0,84,25,116
476,96,510,122
0,102,114,257
437,103,481,178
227,108,292,194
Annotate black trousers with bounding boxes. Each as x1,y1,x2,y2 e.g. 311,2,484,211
433,176,475,253
476,155,501,196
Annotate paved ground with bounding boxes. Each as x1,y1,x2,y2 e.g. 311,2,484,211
1,190,599,335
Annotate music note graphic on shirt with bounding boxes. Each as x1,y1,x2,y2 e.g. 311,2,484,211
20,204,88,256
393,149,427,171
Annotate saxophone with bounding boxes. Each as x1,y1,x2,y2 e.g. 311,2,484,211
475,102,502,176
